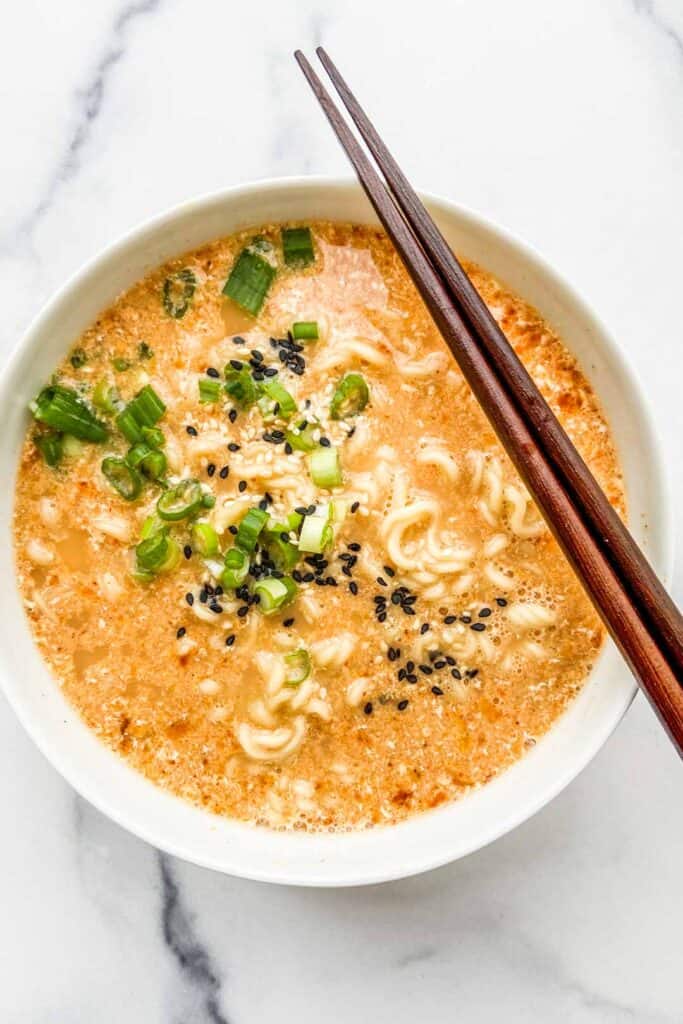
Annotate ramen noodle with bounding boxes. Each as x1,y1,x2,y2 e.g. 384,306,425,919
13,222,625,830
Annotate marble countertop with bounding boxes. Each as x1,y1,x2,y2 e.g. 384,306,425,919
2,0,682,1019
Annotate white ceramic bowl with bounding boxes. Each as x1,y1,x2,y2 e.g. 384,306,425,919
0,178,672,886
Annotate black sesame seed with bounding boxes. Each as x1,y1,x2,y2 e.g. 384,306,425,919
349,581,358,595
199,590,208,604
460,614,472,624
470,622,486,632
229,359,243,371
209,602,223,614
419,664,433,675
434,660,447,670
406,673,418,684
225,634,235,647
237,605,249,618
350,501,360,513
185,593,194,606
444,614,457,624
319,436,331,447
306,504,316,515
251,349,263,362
420,622,430,635
228,442,240,452
377,611,387,623
232,336,245,345
207,463,216,477
445,655,456,666
219,466,229,479
284,442,293,454
258,498,268,511
479,607,492,618
183,545,192,559
391,592,401,605
376,576,387,587
431,686,444,696
303,572,315,583
347,426,356,438
294,506,308,516
397,699,409,711
228,525,238,536
207,366,220,378
176,626,186,639
495,597,508,607
403,606,416,616
348,542,361,552
264,366,278,378
238,480,247,493
363,701,373,715
451,668,462,680
406,661,415,673
398,668,407,681
283,617,294,627
186,425,198,436
228,409,238,423
466,668,479,678
388,647,399,662
383,566,395,578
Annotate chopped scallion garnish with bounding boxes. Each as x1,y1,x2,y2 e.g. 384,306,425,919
222,249,276,316
254,575,297,615
221,547,249,589
116,385,166,442
102,456,143,501
157,478,204,521
31,385,108,443
141,426,165,448
112,357,131,372
329,373,370,420
285,419,319,453
291,321,319,341
309,445,343,489
257,379,297,421
298,511,333,554
282,227,314,267
191,522,219,557
198,378,222,404
34,431,63,467
235,507,269,554
92,381,120,415
135,529,180,574
284,649,311,686
162,268,196,319
224,366,259,408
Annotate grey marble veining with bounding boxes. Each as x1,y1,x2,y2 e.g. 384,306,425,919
1,1,682,1020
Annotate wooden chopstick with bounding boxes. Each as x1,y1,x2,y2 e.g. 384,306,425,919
314,45,683,681
294,49,683,755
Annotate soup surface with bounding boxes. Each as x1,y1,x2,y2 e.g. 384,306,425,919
14,222,624,830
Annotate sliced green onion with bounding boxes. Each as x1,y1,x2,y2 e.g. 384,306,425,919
112,357,131,372
126,385,166,427
251,235,274,255
284,649,311,686
330,373,370,420
192,522,219,557
141,426,165,448
309,445,343,489
163,268,196,319
222,249,276,316
92,381,120,415
198,378,222,404
282,227,314,267
220,546,249,589
291,321,319,341
202,492,216,509
138,342,154,360
34,431,63,467
254,575,297,615
298,513,333,554
140,449,167,480
116,385,166,442
157,478,204,521
70,348,87,369
224,366,259,408
257,379,297,421
31,385,108,443
235,507,269,554
285,510,303,531
135,530,180,573
285,419,319,453
140,515,165,539
262,530,299,572
102,456,143,501
125,442,153,469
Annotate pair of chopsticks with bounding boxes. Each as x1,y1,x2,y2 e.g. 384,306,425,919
295,47,683,756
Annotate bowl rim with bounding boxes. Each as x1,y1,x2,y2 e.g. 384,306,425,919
1,175,674,885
